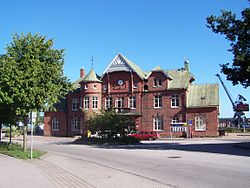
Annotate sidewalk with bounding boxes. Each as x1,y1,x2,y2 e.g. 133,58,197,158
0,154,52,188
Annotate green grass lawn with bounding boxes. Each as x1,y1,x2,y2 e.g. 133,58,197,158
0,142,46,160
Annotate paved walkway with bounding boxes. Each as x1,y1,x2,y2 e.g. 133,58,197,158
0,154,52,188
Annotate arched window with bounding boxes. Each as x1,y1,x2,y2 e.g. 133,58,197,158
71,117,79,131
52,117,59,131
195,116,206,131
153,116,163,131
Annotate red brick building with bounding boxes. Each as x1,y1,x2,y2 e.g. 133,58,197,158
44,53,219,137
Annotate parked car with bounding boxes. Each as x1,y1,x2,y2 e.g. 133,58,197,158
129,130,160,140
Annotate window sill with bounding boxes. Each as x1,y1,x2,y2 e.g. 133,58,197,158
171,106,180,109
195,129,206,132
154,107,162,109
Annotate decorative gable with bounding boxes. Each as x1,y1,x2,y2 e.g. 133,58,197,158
101,53,145,79
108,55,131,72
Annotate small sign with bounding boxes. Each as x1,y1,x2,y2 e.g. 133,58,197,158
188,120,193,126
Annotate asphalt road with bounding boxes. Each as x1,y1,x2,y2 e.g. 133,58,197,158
28,136,250,188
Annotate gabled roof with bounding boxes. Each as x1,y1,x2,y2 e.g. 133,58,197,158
81,68,101,83
72,78,83,90
187,84,219,108
145,65,173,79
166,69,193,89
102,53,145,79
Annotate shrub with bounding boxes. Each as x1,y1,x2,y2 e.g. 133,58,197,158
0,142,46,159
4,126,21,137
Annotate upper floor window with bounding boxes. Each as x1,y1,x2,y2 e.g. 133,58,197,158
133,79,138,88
84,85,88,90
93,84,97,89
129,96,136,109
115,97,124,108
105,97,112,109
71,117,79,131
154,95,162,108
84,97,89,110
103,84,107,91
153,78,162,87
52,117,59,131
195,116,206,131
72,98,79,111
92,96,98,109
171,94,180,108
153,116,163,131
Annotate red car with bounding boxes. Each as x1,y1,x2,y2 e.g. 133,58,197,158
129,130,160,140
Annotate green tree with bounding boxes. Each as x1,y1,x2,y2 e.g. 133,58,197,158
87,110,136,139
206,7,250,88
0,33,71,149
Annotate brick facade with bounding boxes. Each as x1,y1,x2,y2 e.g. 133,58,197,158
44,54,219,137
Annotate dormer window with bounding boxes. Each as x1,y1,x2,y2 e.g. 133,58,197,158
154,78,162,87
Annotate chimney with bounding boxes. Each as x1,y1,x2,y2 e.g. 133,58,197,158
80,67,85,78
184,60,189,71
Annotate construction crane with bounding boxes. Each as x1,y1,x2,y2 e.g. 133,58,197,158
216,74,249,127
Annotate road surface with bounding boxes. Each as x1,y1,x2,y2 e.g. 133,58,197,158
25,136,250,188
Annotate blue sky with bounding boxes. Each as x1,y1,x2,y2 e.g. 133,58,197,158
0,0,249,118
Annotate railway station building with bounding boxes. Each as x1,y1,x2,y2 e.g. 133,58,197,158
44,53,219,137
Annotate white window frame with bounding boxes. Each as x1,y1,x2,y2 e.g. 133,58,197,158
172,116,180,124
105,97,112,109
92,96,98,109
153,116,163,131
84,97,89,110
195,116,206,131
84,85,88,90
71,117,79,131
153,78,162,87
129,96,136,109
154,95,162,108
52,117,59,131
115,97,124,108
171,94,180,108
93,84,97,89
72,98,79,111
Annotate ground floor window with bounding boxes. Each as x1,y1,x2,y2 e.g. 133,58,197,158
195,116,206,131
71,117,80,131
52,117,59,131
153,116,163,131
171,116,180,124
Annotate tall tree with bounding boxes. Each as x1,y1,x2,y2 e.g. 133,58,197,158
0,33,71,149
206,7,250,88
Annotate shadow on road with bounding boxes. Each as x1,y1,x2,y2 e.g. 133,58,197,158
90,142,250,157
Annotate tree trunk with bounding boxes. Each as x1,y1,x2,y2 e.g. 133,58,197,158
9,125,12,144
23,125,27,151
0,124,2,142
